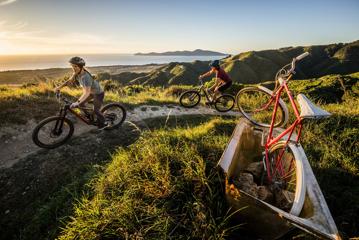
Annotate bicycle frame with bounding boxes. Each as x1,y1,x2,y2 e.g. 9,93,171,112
263,74,304,182
197,80,213,102
60,107,94,124
57,97,97,126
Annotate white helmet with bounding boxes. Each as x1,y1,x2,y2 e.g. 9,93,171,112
69,56,86,67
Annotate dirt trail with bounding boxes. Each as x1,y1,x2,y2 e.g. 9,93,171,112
0,104,239,169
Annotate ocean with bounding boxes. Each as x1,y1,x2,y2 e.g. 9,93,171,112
0,54,224,71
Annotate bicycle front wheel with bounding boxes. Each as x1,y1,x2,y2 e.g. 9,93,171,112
101,103,126,129
236,87,287,128
214,94,235,112
265,141,305,215
32,116,74,149
179,90,201,108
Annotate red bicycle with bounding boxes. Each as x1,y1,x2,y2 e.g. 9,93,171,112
236,52,331,215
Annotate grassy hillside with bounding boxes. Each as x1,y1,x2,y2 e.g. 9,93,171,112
60,72,359,238
0,72,358,238
109,40,359,86
58,80,358,239
0,83,184,126
2,41,358,87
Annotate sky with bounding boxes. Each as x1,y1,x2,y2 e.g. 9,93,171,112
0,0,358,55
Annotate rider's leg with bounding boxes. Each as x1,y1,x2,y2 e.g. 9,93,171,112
93,92,106,128
209,78,221,92
214,81,232,101
78,95,93,116
213,87,221,101
207,79,221,102
79,95,93,107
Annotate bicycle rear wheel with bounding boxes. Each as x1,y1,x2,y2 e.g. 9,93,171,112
179,90,201,108
265,141,305,215
101,103,126,129
214,94,235,112
236,87,287,128
32,116,74,149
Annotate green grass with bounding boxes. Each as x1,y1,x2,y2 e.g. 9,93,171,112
57,117,238,239
0,71,358,238
0,83,181,126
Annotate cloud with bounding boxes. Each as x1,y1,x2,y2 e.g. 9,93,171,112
0,0,16,6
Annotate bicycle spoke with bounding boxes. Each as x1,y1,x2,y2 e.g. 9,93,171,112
265,142,304,213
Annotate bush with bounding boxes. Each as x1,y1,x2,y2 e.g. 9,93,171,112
163,85,193,97
102,80,119,91
123,85,147,95
96,72,111,81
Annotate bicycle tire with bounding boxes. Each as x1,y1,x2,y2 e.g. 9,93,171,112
101,103,126,129
214,94,235,112
266,141,305,215
179,90,201,108
236,86,287,128
32,116,74,149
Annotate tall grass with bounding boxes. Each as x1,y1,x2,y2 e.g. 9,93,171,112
57,118,240,239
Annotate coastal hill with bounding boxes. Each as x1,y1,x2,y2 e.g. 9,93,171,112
125,40,359,86
1,41,358,86
135,49,227,56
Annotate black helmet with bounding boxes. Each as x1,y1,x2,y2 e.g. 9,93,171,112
69,56,86,67
209,60,220,68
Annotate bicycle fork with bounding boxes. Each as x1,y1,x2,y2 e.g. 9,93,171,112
53,107,68,135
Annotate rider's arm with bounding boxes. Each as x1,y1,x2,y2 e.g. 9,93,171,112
199,69,215,79
55,73,76,91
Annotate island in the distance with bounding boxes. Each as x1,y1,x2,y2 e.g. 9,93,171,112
135,49,227,56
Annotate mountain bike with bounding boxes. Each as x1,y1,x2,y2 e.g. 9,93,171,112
179,79,235,112
236,52,331,215
32,91,126,149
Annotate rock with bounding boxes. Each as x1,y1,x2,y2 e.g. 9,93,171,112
233,173,258,198
5,210,10,214
274,189,295,211
257,186,274,203
244,161,264,179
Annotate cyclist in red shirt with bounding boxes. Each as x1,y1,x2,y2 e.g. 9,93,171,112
199,60,232,102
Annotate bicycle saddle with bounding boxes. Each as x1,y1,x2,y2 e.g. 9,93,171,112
297,94,331,119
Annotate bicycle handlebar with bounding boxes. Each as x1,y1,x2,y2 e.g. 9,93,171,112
199,78,204,86
55,91,72,105
295,52,309,61
276,52,310,81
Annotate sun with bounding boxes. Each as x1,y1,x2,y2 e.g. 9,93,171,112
0,40,14,55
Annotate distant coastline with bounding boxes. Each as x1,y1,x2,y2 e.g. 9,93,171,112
135,49,227,56
0,54,222,72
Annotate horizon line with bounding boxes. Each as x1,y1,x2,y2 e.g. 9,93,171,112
0,39,357,57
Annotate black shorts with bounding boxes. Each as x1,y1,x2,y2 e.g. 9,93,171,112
218,81,232,92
